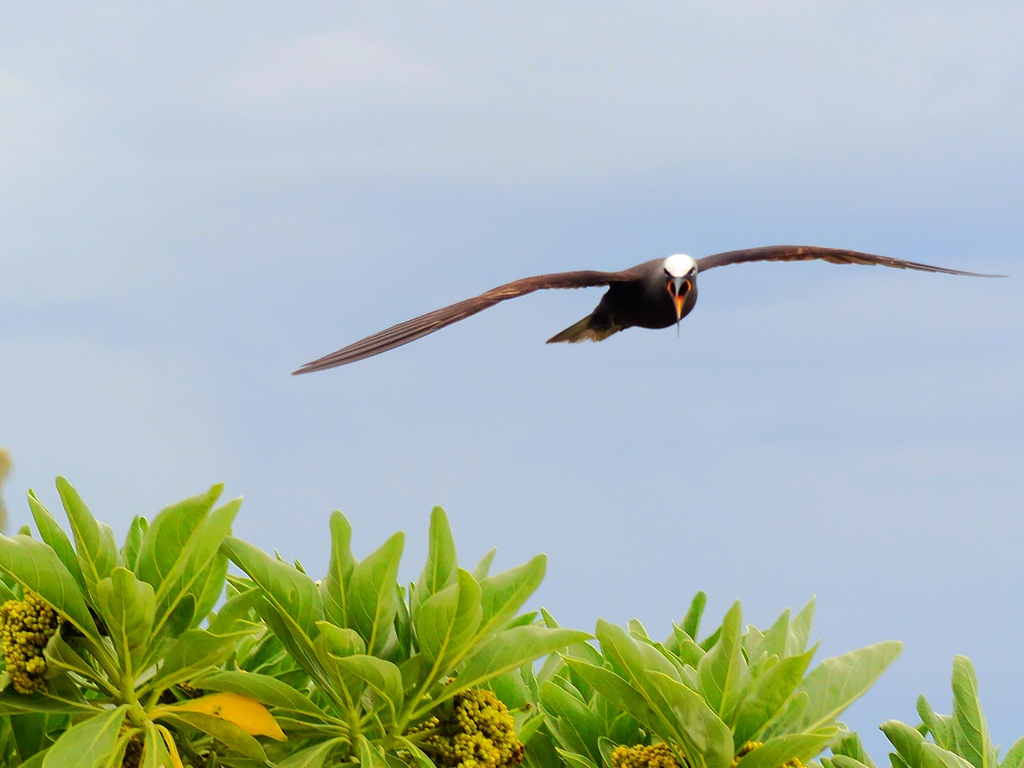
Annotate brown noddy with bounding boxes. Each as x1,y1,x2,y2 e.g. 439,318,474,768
293,245,1002,373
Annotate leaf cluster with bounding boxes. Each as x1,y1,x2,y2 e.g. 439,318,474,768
220,506,588,767
0,479,273,767
526,594,902,768
827,656,1024,768
0,480,914,768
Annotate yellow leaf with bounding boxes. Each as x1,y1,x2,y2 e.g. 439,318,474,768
156,724,185,768
164,692,287,741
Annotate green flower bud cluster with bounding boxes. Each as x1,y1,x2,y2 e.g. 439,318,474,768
731,741,804,768
0,591,62,694
421,689,525,768
409,716,441,734
611,743,685,768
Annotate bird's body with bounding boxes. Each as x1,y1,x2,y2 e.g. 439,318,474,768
293,245,1001,374
546,257,699,343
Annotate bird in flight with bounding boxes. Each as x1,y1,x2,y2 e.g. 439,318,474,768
293,245,1001,374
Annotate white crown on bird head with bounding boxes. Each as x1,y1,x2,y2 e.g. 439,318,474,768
663,253,697,277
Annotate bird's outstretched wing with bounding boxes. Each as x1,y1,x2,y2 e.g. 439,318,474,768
696,245,1004,277
293,269,636,373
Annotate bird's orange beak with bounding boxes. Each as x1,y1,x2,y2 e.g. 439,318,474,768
667,278,691,321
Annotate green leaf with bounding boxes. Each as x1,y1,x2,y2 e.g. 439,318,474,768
26,491,87,596
700,628,723,653
323,654,403,722
142,723,173,768
734,733,838,768
414,507,458,619
557,748,600,768
347,531,404,655
0,534,99,639
599,737,622,768
136,485,223,589
18,748,51,768
193,551,229,625
917,696,955,751
832,732,877,768
321,511,357,627
600,699,642,748
162,593,196,639
44,632,107,688
764,692,810,739
441,626,590,706
882,721,928,768
222,536,324,641
832,757,877,768
540,680,602,764
146,628,252,692
681,591,707,640
668,624,705,668
477,555,546,639
120,516,148,573
152,497,239,639
397,736,441,768
250,595,326,694
561,657,663,739
951,656,995,768
697,602,744,719
761,608,791,660
317,621,367,656
394,581,413,660
998,737,1024,768
55,477,118,600
42,705,128,768
9,711,67,764
733,647,816,745
525,729,563,768
0,687,95,715
191,669,333,721
358,734,389,768
644,671,734,768
921,744,976,768
417,569,483,667
277,738,346,768
208,585,261,635
597,620,680,688
96,567,156,673
540,607,560,629
627,619,650,639
472,548,497,581
159,711,266,761
786,598,815,656
798,641,902,732
416,584,456,666
883,722,975,768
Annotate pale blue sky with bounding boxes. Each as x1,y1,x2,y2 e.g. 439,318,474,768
2,2,1022,756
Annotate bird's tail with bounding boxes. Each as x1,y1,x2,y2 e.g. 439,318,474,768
546,313,622,344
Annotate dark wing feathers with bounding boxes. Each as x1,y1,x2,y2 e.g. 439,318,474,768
697,245,1003,277
295,247,1002,373
293,269,631,373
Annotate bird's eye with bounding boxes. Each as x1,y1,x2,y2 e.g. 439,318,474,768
666,279,675,295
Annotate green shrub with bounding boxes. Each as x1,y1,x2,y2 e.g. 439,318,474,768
827,656,1024,768
520,594,901,768
0,481,584,767
0,477,992,768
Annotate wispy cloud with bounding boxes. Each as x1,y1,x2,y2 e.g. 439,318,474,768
226,30,438,102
